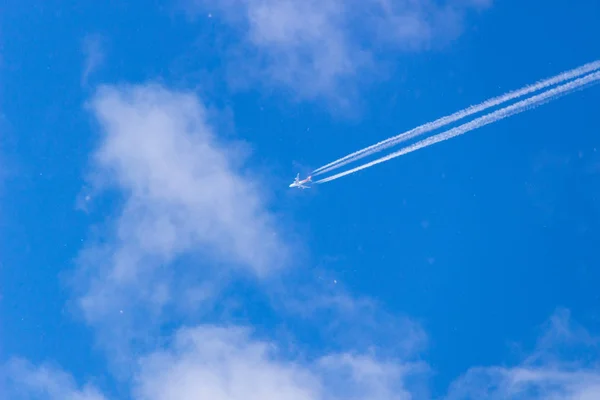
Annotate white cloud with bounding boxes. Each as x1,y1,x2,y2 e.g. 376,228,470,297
132,326,322,400
445,308,600,400
132,324,426,400
73,83,290,354
87,84,287,276
2,325,427,400
184,0,492,103
1,359,106,400
81,34,105,86
7,308,600,400
446,367,600,400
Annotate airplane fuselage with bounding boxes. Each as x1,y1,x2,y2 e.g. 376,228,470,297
289,175,312,189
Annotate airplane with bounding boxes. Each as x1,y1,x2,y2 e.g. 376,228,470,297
289,173,312,189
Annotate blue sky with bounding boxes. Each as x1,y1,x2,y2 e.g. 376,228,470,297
2,0,600,399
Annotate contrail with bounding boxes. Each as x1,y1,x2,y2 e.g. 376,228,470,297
312,60,600,176
315,70,600,184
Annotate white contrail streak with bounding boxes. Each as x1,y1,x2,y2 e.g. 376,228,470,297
312,60,600,176
315,70,600,184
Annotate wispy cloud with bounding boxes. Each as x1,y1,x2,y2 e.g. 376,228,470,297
1,359,106,400
81,34,106,87
445,308,600,400
183,0,492,104
278,284,428,357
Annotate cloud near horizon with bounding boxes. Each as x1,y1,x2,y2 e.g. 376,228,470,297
132,325,427,400
184,0,492,103
5,307,600,399
445,308,600,400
